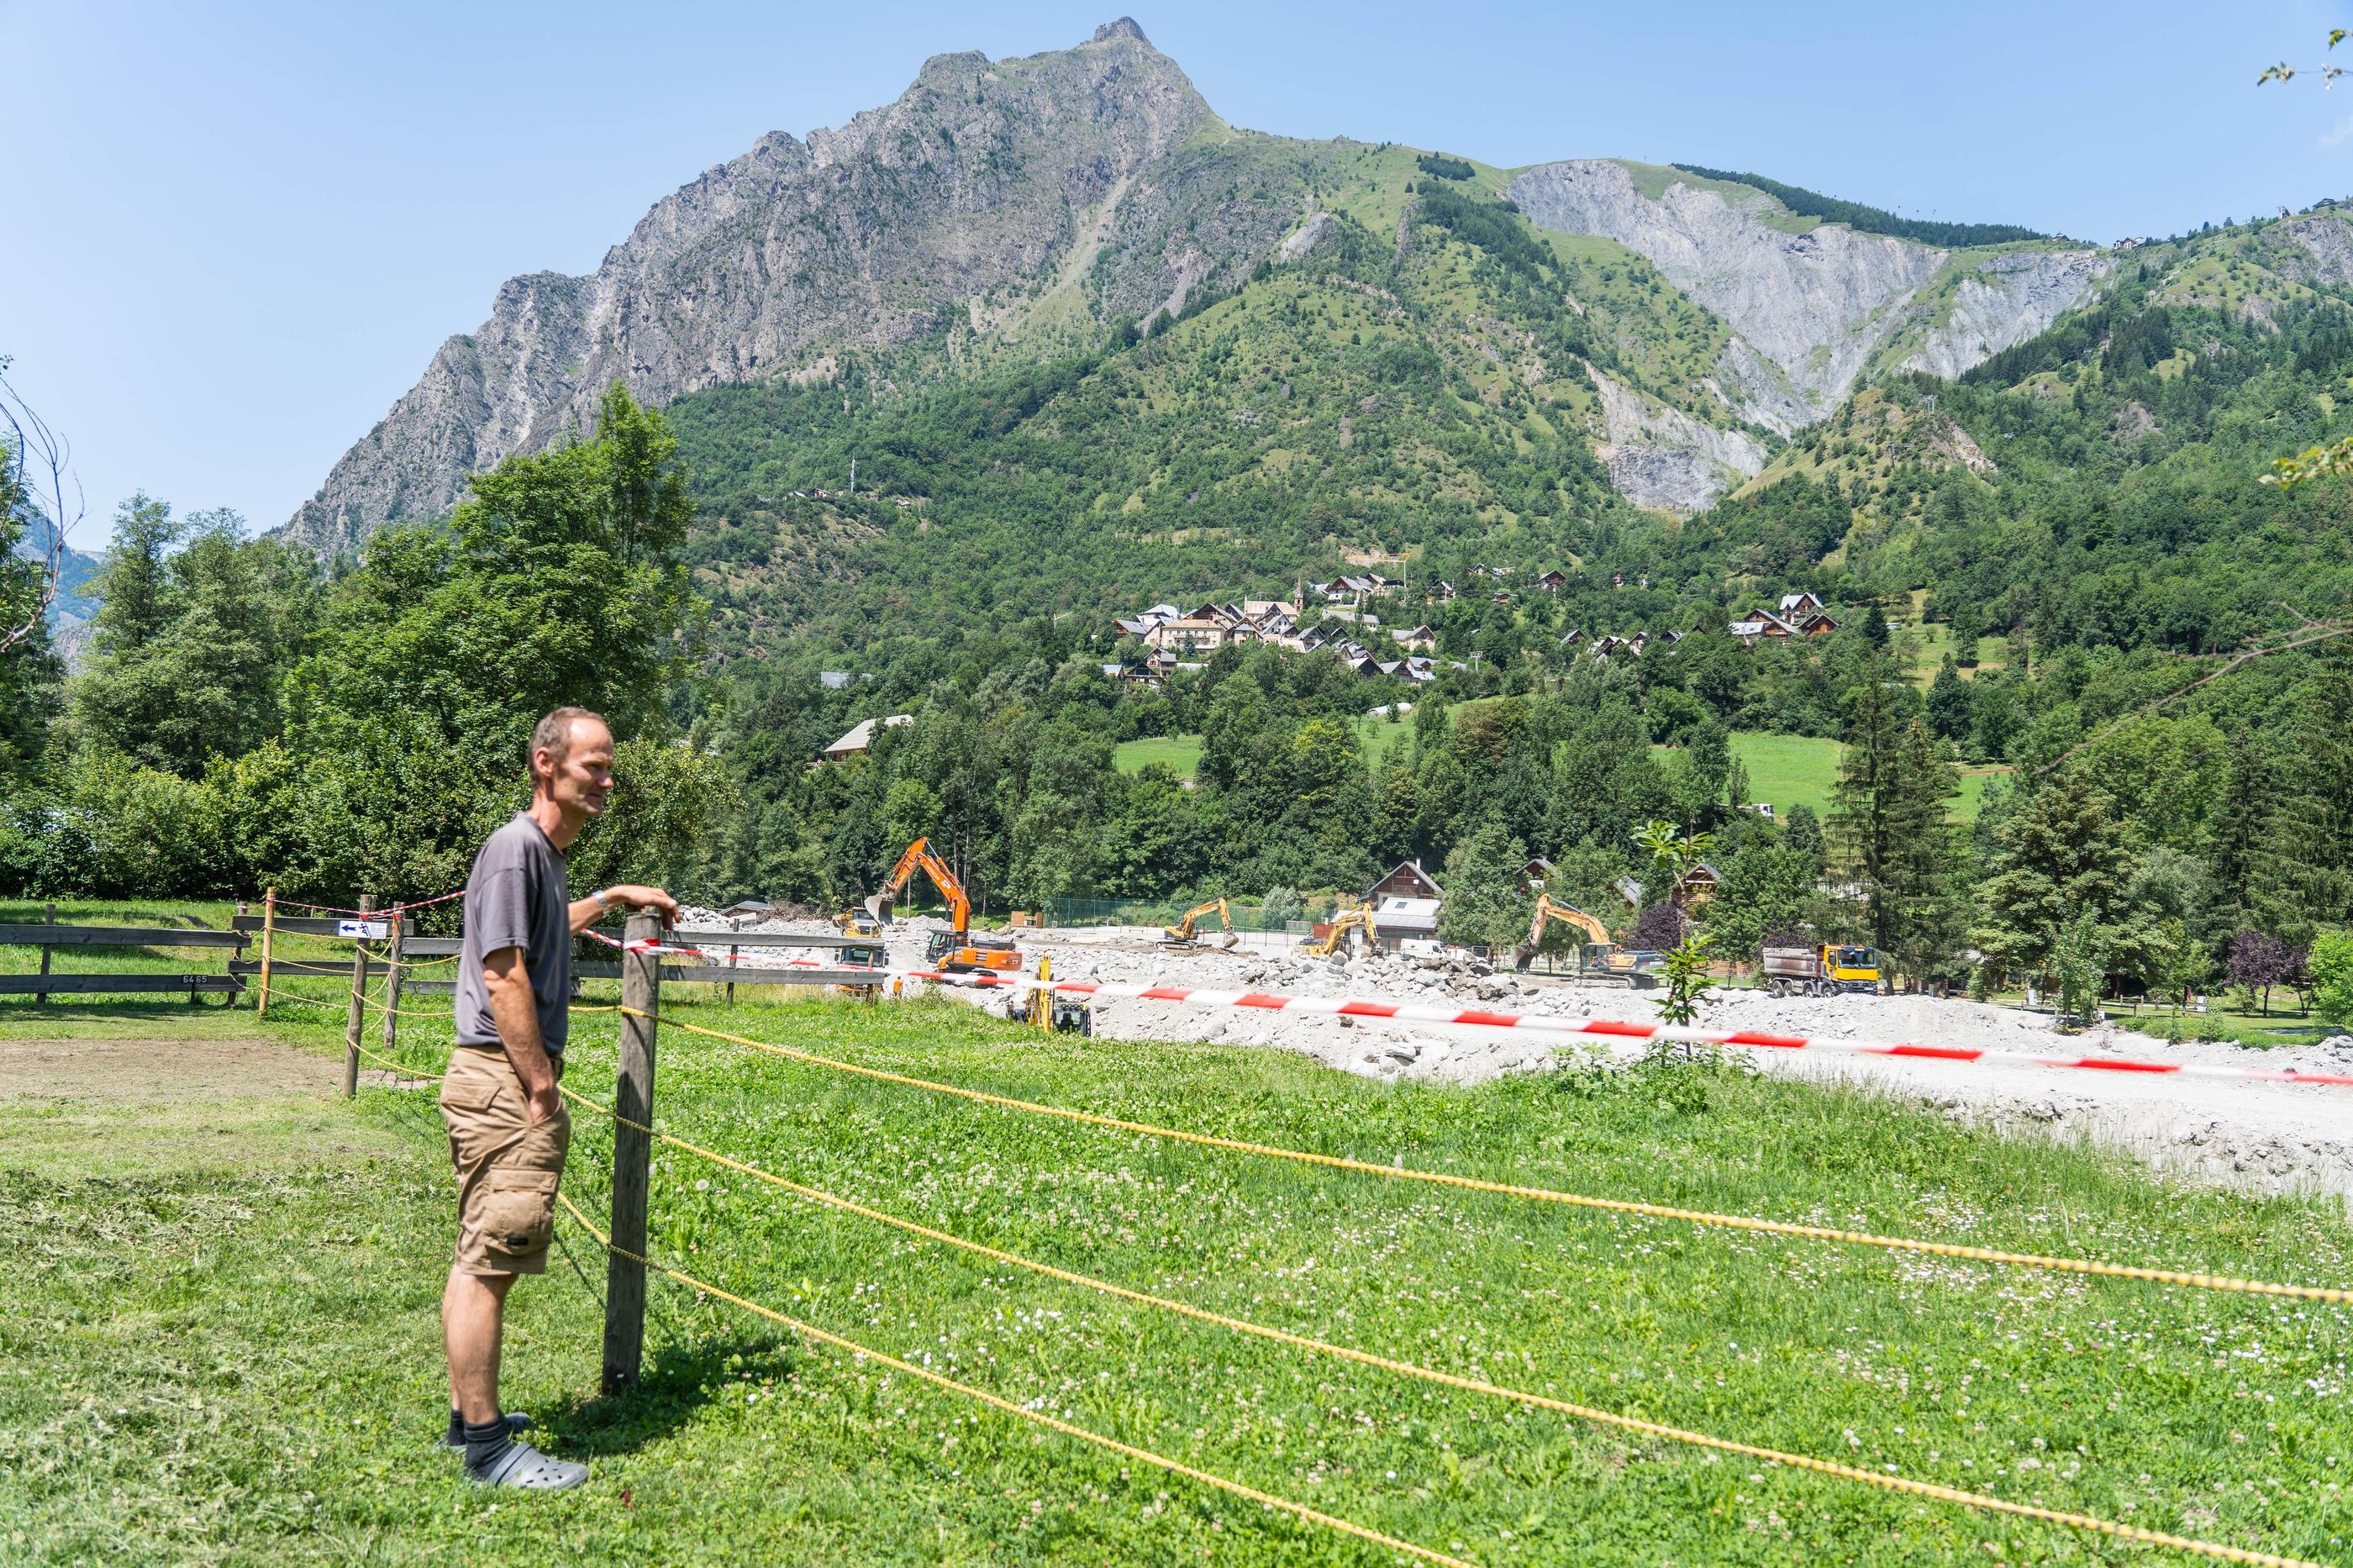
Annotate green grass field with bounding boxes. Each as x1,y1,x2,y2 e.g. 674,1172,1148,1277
1654,734,2005,826
1725,732,1840,822
7,968,2353,1564
1113,718,1416,780
1111,734,1204,777
1357,712,1417,769
1905,619,2011,686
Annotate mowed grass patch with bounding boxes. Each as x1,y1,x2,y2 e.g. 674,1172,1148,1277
10,988,2351,1564
1111,733,1204,777
1357,712,1418,769
1727,731,1839,822
1658,734,1998,825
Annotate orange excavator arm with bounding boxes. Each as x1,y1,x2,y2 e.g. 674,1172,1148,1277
874,835,972,934
1513,896,1612,969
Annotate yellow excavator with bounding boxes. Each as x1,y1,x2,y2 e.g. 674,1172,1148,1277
859,836,1021,973
1510,896,1611,970
1305,903,1377,958
1163,897,1240,950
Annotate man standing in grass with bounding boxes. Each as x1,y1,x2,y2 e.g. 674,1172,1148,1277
440,706,677,1490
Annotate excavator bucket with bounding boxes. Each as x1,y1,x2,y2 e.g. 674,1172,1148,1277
864,894,892,927
1219,931,1238,950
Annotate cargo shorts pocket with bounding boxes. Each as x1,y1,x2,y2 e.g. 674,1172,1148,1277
482,1167,559,1260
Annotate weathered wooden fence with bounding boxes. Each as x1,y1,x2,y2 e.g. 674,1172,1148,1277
0,907,247,1002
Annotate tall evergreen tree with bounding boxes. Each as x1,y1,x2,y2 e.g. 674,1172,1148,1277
67,508,318,775
68,494,183,770
1971,771,2135,983
1829,671,1958,977
2200,730,2300,943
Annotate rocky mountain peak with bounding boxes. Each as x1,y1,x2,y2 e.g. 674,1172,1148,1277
285,23,1213,553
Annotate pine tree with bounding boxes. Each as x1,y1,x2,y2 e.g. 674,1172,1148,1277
1885,718,1964,981
1828,671,1956,976
2201,731,2300,942
67,494,184,770
1971,771,2133,983
1723,752,1751,814
1926,656,1971,742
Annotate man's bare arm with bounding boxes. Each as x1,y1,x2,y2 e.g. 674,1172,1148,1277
567,884,680,934
482,946,560,1123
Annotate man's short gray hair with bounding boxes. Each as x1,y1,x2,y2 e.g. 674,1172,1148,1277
529,707,607,775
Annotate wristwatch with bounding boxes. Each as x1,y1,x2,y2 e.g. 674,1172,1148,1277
592,887,619,914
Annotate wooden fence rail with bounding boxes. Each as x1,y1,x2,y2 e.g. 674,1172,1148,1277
0,919,248,1004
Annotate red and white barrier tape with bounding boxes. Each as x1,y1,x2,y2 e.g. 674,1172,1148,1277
896,970,2353,1090
274,887,466,918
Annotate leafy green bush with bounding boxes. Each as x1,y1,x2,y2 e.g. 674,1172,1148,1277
2312,928,2353,1029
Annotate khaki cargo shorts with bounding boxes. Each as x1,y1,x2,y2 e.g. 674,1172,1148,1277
439,1047,571,1276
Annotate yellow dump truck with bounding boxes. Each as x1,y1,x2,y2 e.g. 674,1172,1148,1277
1761,942,1883,997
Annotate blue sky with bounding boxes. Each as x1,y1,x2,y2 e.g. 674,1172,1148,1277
4,0,2351,540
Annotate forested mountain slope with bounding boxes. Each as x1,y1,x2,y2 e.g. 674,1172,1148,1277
660,201,2353,668
666,184,1732,652
1690,220,2353,657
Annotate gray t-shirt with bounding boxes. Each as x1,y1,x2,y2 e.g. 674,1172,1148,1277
455,813,572,1055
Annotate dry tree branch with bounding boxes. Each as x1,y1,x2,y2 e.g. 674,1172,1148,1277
0,366,82,655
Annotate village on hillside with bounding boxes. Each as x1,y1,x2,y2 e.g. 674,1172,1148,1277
1098,570,1843,687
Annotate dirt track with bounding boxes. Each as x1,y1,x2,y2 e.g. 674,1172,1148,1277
0,1034,342,1103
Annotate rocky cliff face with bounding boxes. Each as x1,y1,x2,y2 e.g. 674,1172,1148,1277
2253,208,2353,289
288,20,1219,552
1895,249,2112,380
1508,160,2108,432
1588,371,1766,513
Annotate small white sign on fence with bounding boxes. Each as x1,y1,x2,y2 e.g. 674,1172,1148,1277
336,919,389,939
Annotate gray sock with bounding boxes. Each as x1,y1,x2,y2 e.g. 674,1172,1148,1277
464,1416,515,1471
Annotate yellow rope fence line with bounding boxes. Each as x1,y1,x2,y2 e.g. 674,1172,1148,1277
257,988,369,1014
552,1191,1475,1568
350,1039,444,1081
623,1008,2353,1307
557,1084,2327,1568
358,943,466,970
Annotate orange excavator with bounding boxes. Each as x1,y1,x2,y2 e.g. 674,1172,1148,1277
1510,896,1612,971
861,835,1020,973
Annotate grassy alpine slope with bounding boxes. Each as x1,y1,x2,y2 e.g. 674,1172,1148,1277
6,980,2351,1565
666,164,1764,656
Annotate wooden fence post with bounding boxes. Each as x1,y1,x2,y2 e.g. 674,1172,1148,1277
342,895,373,1097
36,901,53,1006
603,911,661,1394
257,887,276,1018
381,908,405,1071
